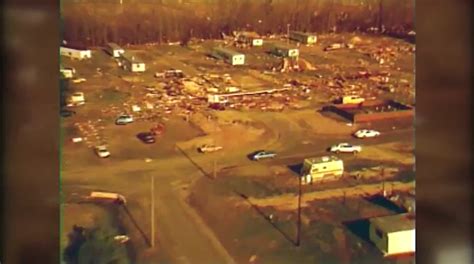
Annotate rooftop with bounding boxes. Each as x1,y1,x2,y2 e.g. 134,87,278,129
291,31,317,37
213,47,244,56
272,43,298,50
120,52,144,63
107,42,123,50
369,213,415,233
305,155,341,164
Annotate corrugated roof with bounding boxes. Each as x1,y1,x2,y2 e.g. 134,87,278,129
213,47,243,57
369,213,415,233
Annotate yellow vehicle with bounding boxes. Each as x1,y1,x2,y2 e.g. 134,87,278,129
300,156,344,184
341,95,365,104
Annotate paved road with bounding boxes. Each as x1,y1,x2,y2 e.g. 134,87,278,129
62,155,235,264
152,169,235,264
218,127,413,171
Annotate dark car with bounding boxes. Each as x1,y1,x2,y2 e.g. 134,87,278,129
137,132,156,144
60,109,76,117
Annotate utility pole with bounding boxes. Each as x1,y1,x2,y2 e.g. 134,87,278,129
287,24,290,44
296,175,302,246
212,115,217,179
150,174,155,248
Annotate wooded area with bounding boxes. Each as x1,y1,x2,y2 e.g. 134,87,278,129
61,0,414,47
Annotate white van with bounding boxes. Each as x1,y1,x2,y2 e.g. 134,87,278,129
342,95,365,104
300,156,344,184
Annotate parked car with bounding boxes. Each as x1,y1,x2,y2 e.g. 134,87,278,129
67,92,85,106
354,129,381,138
198,144,223,153
94,145,111,158
71,78,87,84
250,150,277,161
329,143,362,154
60,109,76,117
115,115,134,125
137,132,156,144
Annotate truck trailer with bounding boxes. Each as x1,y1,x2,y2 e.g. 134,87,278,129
300,156,344,184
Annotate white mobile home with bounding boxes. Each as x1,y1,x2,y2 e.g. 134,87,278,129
60,44,91,60
212,47,245,65
106,42,125,58
60,67,75,79
270,44,299,58
300,156,344,184
237,32,264,46
290,31,318,45
369,213,415,257
120,53,146,72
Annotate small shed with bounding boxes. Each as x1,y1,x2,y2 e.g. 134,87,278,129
270,44,299,58
60,67,75,79
106,42,125,58
120,53,146,72
237,32,264,46
290,31,318,44
212,47,245,65
369,213,415,257
60,43,91,60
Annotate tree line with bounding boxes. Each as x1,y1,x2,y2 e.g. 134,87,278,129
61,0,414,47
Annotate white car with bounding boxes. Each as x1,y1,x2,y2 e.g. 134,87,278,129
198,144,223,153
71,78,87,84
94,146,111,158
329,143,362,154
115,115,134,125
354,129,381,138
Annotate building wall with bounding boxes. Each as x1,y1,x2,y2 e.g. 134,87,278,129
387,229,415,255
60,69,74,79
307,35,318,44
354,110,414,123
231,54,245,65
112,49,124,58
252,39,263,46
369,224,389,254
131,63,146,72
60,47,91,60
302,159,344,182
